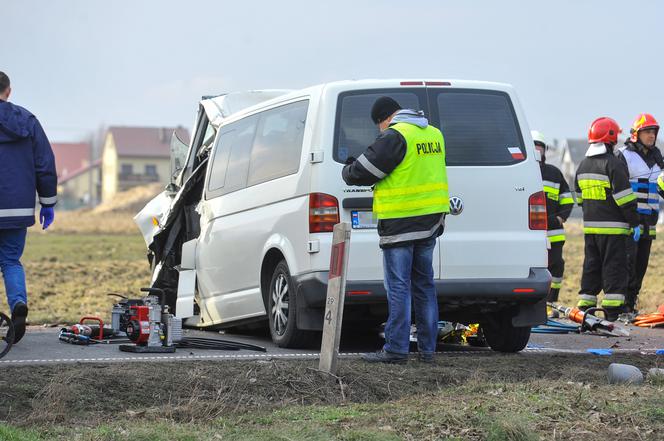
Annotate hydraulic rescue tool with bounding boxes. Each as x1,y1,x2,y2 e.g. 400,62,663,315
114,288,182,353
58,289,268,353
548,303,630,337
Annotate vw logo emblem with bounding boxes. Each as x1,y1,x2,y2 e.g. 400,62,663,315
449,196,463,215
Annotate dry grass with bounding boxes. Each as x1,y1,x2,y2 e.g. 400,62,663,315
43,210,141,235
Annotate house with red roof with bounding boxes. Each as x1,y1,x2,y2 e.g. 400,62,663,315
101,126,189,202
52,142,102,209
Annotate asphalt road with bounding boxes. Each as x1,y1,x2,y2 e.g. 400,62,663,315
1,324,663,366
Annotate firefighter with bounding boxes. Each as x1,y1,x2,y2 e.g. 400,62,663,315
616,114,664,315
575,117,640,321
531,131,574,307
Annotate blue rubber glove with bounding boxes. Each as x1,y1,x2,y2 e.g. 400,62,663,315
40,206,54,230
633,226,641,242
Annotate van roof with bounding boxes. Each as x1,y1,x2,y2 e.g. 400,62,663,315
208,79,516,123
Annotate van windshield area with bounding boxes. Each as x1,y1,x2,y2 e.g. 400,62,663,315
333,88,526,166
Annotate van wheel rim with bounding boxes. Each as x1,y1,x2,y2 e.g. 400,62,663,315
271,273,289,336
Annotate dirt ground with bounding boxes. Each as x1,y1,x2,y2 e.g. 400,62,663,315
1,354,663,440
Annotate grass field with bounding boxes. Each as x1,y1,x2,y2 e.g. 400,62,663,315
0,220,663,325
0,354,663,440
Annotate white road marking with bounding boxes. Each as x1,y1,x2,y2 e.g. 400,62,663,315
0,347,662,365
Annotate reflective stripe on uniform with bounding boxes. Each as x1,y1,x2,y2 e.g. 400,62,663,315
601,293,625,308
577,173,609,182
583,220,629,235
551,276,563,290
658,173,664,191
378,215,445,246
357,154,386,179
577,294,597,307
39,196,57,205
0,208,35,217
559,192,574,205
613,188,637,206
543,180,561,201
547,228,566,243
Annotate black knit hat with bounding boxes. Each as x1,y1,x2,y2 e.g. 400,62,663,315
371,96,401,124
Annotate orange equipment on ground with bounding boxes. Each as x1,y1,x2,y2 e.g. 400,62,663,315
633,305,664,328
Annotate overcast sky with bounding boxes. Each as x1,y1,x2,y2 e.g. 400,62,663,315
2,0,663,144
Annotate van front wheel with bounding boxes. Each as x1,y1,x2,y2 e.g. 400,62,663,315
268,260,316,348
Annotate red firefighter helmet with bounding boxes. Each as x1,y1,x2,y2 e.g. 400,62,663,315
630,113,659,142
588,117,621,145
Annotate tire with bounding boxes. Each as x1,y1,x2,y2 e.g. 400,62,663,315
482,312,531,353
268,260,317,348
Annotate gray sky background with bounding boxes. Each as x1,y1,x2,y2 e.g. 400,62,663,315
2,0,663,144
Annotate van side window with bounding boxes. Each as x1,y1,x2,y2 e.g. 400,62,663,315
248,100,309,186
333,90,424,163
207,115,257,196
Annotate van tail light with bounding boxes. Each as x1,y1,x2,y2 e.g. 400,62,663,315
309,193,339,233
528,191,547,230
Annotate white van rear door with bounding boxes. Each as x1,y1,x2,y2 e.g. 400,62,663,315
427,87,546,279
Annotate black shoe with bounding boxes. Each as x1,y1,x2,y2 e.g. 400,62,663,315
11,302,28,344
603,307,626,323
361,350,408,364
418,353,435,363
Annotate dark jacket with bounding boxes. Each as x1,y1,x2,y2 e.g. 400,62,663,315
575,144,639,232
0,100,57,229
342,110,445,248
540,162,574,232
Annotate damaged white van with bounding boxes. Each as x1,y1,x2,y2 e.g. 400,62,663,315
135,79,550,352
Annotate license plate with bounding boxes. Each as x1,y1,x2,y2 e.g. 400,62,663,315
351,210,377,229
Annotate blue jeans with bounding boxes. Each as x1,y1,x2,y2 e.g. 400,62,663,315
0,228,27,312
382,237,439,355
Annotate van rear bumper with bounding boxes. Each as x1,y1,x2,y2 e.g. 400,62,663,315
292,268,551,330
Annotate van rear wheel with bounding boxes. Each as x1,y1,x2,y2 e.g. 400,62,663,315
268,260,317,348
482,312,531,353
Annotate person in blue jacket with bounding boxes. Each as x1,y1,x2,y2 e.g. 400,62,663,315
0,71,57,343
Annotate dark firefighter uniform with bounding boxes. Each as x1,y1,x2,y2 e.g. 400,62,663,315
541,163,574,302
575,145,640,316
617,141,664,311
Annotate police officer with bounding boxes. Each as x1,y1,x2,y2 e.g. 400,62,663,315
616,114,664,315
342,97,449,363
532,131,574,306
0,71,57,343
575,117,639,321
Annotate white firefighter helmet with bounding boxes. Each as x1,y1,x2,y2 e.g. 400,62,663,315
531,130,548,150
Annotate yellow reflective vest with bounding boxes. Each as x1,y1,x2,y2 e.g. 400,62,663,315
373,122,450,219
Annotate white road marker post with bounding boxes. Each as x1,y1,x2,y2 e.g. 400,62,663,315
319,222,351,375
